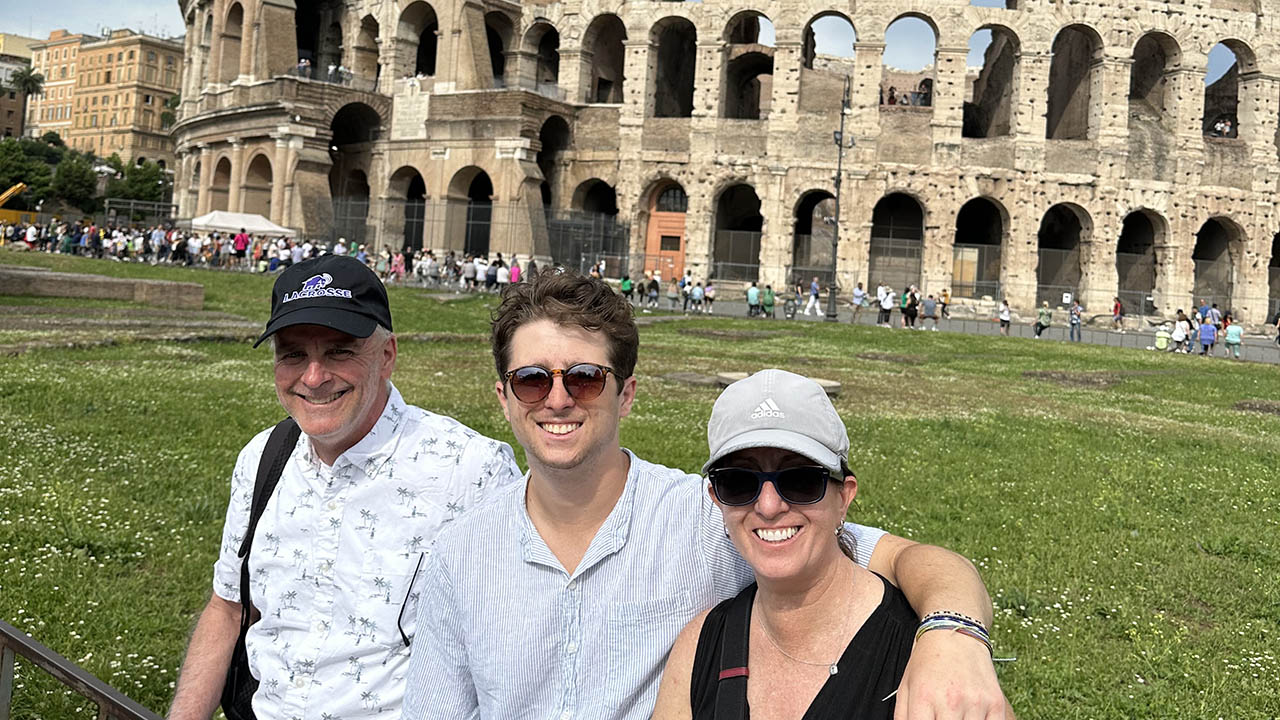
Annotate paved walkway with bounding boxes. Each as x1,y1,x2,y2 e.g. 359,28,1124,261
638,296,1280,365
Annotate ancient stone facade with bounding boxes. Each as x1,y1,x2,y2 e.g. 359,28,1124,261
172,0,1280,322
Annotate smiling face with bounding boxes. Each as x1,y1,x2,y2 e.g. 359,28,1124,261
495,319,636,477
711,447,856,585
273,324,396,465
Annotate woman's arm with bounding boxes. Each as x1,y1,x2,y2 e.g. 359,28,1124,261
651,610,710,720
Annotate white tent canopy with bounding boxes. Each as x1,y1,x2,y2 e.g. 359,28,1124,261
189,211,297,237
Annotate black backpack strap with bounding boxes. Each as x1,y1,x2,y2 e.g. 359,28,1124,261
713,585,754,720
236,418,300,619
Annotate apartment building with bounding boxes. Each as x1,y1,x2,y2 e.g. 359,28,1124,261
0,33,40,138
25,29,95,141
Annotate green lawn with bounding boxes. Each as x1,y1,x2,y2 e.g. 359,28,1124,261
1,263,1278,718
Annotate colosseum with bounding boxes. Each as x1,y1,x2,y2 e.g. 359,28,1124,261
172,0,1280,322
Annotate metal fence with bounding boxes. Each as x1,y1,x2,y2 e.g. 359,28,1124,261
952,244,1002,299
790,233,836,287
1036,247,1081,305
1192,258,1235,312
104,199,179,228
868,236,923,291
1115,251,1157,315
711,230,762,282
546,209,629,271
1,618,161,720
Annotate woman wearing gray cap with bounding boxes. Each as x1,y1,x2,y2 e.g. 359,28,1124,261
653,369,938,719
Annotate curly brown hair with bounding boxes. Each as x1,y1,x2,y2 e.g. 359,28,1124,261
491,270,639,383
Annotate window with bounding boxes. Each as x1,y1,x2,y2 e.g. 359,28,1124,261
166,56,174,67
660,235,682,251
129,51,135,60
104,70,111,82
144,94,152,104
147,51,156,62
656,187,689,212
117,51,123,62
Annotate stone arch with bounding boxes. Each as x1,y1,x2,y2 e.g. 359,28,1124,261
1036,203,1092,305
791,190,836,286
650,17,697,118
953,196,1008,298
388,165,427,251
398,1,438,76
447,166,494,257
242,152,273,217
521,21,561,89
964,25,1020,137
1116,209,1166,314
330,168,371,245
640,177,689,280
723,10,775,45
722,11,774,120
869,193,925,292
881,15,937,109
536,115,571,208
712,183,764,282
486,11,515,87
1129,32,1180,120
210,155,232,212
571,179,618,214
583,14,626,104
218,2,244,84
353,14,381,81
295,0,344,72
801,12,855,69
1192,216,1244,310
1046,24,1103,140
1203,39,1255,138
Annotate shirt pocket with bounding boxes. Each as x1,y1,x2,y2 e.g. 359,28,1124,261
604,591,694,712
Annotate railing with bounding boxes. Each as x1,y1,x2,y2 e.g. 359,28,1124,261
284,65,379,93
0,619,162,720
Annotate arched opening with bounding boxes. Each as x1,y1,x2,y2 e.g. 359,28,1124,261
536,115,570,209
722,12,775,120
643,181,688,280
881,15,937,108
526,23,560,90
1203,41,1251,138
1192,218,1242,310
243,153,272,217
398,2,438,76
1046,25,1102,140
465,172,493,257
485,12,513,87
963,26,1019,137
712,184,764,282
650,17,696,118
801,13,854,69
218,2,243,84
210,157,231,212
869,193,924,292
189,160,201,209
389,166,427,251
1036,204,1088,305
1116,211,1162,315
791,191,836,287
1129,33,1178,126
353,15,381,82
1269,234,1280,320
583,14,626,104
548,180,626,271
329,103,381,244
953,197,1005,298
295,0,344,75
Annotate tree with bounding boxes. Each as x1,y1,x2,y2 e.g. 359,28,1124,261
41,131,64,147
106,160,165,204
9,65,45,134
52,152,98,212
160,94,180,130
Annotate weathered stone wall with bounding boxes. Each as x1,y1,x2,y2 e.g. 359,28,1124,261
173,0,1280,322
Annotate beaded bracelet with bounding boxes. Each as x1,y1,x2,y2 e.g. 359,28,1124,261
916,614,994,657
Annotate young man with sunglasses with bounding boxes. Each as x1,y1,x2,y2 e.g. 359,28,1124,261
167,256,521,720
404,271,1008,719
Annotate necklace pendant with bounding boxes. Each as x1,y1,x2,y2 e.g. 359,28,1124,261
829,663,839,676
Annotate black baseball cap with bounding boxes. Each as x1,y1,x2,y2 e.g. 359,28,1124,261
253,255,393,347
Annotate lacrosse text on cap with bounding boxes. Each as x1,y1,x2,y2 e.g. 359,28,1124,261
703,369,850,476
253,254,393,348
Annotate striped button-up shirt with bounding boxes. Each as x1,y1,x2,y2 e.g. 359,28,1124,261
212,385,522,720
403,451,884,719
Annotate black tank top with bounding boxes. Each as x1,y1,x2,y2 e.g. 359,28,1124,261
689,573,915,720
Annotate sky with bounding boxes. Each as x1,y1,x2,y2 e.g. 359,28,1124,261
0,0,185,42
2,1,1233,85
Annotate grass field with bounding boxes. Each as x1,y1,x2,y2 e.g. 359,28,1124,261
1,254,1278,718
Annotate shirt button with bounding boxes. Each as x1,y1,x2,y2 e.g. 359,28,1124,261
566,642,577,653
560,713,571,720
294,678,305,688
567,581,576,590
327,501,338,511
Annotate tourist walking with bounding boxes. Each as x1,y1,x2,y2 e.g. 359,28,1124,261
1069,299,1083,342
762,284,775,318
1112,296,1125,332
1199,319,1217,355
1223,315,1244,359
745,282,761,317
879,284,895,327
998,299,1011,336
803,276,821,315
704,281,716,313
851,282,867,324
921,294,939,331
1034,301,1052,338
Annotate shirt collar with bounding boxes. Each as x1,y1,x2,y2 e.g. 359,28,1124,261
300,383,408,474
517,449,639,578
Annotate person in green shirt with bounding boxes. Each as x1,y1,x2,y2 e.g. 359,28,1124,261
1034,301,1052,338
762,285,775,318
1223,314,1244,359
620,274,634,305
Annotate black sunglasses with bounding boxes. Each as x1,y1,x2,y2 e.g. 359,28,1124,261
708,466,837,507
503,363,616,404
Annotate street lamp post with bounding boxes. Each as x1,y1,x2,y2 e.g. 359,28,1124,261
825,75,854,322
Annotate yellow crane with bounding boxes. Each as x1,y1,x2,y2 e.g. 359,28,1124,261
0,183,27,209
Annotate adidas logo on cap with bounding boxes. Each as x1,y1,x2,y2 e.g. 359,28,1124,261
750,398,785,420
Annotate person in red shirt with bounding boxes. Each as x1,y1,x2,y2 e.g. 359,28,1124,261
232,228,250,268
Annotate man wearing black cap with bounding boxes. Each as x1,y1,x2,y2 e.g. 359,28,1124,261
168,255,521,720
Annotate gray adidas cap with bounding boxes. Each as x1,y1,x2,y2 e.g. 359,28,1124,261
703,369,849,476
